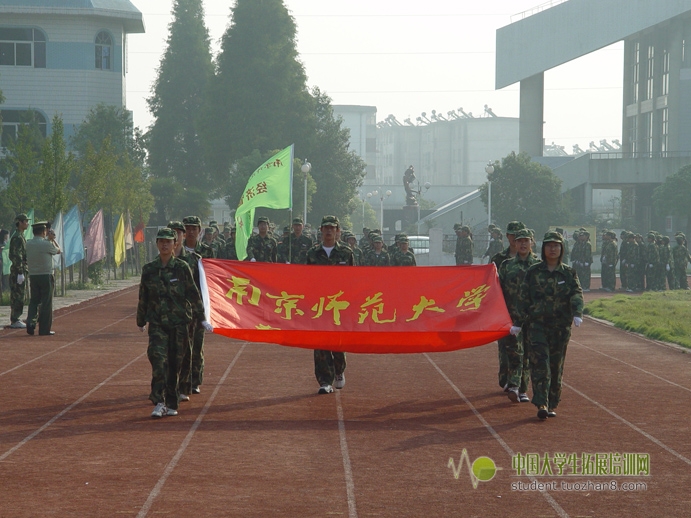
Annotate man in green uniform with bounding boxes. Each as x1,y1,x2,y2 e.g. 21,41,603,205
246,216,277,262
483,225,504,264
137,228,211,418
364,235,390,266
305,215,354,394
660,235,676,290
499,228,539,404
571,228,592,292
182,216,215,259
673,232,690,289
625,232,641,292
491,220,525,391
391,235,416,266
618,230,629,291
25,222,61,336
343,232,365,265
276,226,291,263
9,213,30,328
225,226,238,260
515,231,584,420
289,216,313,264
600,230,618,292
643,232,660,291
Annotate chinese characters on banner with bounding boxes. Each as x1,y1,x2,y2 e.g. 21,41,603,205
202,260,511,354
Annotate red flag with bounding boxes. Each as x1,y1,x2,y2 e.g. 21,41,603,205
84,209,106,266
202,260,511,354
133,221,145,243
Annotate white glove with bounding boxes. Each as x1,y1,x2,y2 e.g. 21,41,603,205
509,326,522,336
250,258,257,262
609,265,613,267
666,264,671,271
285,261,291,264
648,264,653,268
17,274,25,284
201,320,213,333
138,326,146,332
630,264,634,268
573,317,582,328
584,262,589,267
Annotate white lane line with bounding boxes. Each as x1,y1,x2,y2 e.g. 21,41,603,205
335,390,358,518
137,344,246,518
425,354,569,518
0,352,146,462
569,339,691,393
0,313,135,378
565,382,691,467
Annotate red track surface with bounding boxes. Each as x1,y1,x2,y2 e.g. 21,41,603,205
1,285,690,517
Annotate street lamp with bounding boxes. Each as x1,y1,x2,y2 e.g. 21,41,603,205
301,159,311,224
416,181,432,235
485,162,494,230
360,191,373,230
374,188,391,234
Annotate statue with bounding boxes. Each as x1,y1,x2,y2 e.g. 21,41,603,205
403,165,417,206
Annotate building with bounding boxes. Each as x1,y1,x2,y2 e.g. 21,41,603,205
332,104,377,182
496,0,691,232
0,0,144,148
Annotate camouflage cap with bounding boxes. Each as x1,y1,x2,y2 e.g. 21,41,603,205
257,216,270,224
223,222,231,230
513,228,531,240
168,220,185,232
182,215,201,227
283,225,291,233
398,236,409,243
156,228,176,240
606,231,617,238
555,227,564,235
662,235,670,243
14,213,29,222
209,220,218,226
371,235,383,243
292,216,304,225
320,215,339,227
675,232,686,239
362,227,371,233
543,230,564,243
453,223,463,231
204,227,214,235
647,232,656,239
460,225,471,233
505,221,525,234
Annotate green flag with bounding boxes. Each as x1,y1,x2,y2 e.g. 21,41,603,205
235,145,294,260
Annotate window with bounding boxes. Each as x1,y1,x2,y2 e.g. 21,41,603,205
646,45,654,100
1,109,47,149
95,31,112,70
0,28,46,68
631,42,640,103
629,116,637,155
662,49,670,96
642,112,653,157
661,107,669,156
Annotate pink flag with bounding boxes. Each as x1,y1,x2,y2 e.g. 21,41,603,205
84,209,106,265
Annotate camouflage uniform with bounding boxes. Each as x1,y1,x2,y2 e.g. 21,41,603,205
618,232,629,290
600,233,618,291
659,237,675,290
246,233,278,262
498,242,539,394
305,222,354,387
455,225,473,265
517,234,583,412
643,234,660,291
364,249,391,266
137,250,205,411
672,235,690,289
225,233,238,260
289,233,313,264
571,231,592,290
9,228,28,324
391,240,416,266
625,237,642,291
484,235,504,264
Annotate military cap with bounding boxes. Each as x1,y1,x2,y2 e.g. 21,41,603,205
362,227,371,233
14,213,29,222
606,231,617,238
514,228,531,240
257,216,270,224
182,215,201,227
320,215,339,227
209,220,218,226
647,232,656,239
460,225,471,233
398,235,409,243
168,220,185,232
371,235,383,243
453,223,463,231
32,221,48,231
488,224,498,231
156,228,176,240
292,216,304,225
675,232,686,239
283,225,291,233
223,222,231,230
626,232,636,239
505,221,525,234
204,227,214,235
620,230,628,237
368,230,380,238
490,227,502,235
662,235,670,243
230,226,236,233
543,230,564,243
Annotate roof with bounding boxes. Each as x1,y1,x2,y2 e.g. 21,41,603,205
495,0,691,89
0,0,144,33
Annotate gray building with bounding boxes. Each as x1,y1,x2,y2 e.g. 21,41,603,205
497,0,691,232
332,104,377,182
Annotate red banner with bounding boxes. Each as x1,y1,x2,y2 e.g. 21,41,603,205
203,260,511,354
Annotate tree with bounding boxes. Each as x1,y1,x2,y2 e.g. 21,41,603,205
146,0,214,190
72,138,116,227
38,114,73,219
202,0,316,180
478,152,567,235
652,164,691,235
149,178,210,226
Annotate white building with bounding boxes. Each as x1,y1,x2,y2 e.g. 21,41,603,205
0,0,144,147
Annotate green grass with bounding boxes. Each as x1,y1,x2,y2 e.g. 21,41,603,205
584,291,691,349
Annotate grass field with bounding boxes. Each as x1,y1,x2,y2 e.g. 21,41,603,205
585,290,691,348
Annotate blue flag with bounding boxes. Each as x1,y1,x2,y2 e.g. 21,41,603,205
63,205,84,267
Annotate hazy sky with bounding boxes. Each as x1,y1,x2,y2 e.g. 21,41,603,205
126,0,624,153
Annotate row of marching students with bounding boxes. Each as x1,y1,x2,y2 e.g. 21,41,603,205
491,222,584,421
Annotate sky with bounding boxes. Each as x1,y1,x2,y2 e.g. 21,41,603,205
126,0,624,153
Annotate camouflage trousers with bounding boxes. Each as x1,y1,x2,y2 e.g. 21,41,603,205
505,332,531,393
665,268,677,290
619,264,627,290
496,337,511,389
179,320,204,394
526,323,571,410
10,272,26,323
601,264,616,291
674,268,689,290
147,323,187,410
314,349,346,386
575,264,591,290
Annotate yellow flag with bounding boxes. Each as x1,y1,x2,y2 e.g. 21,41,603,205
114,213,126,267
